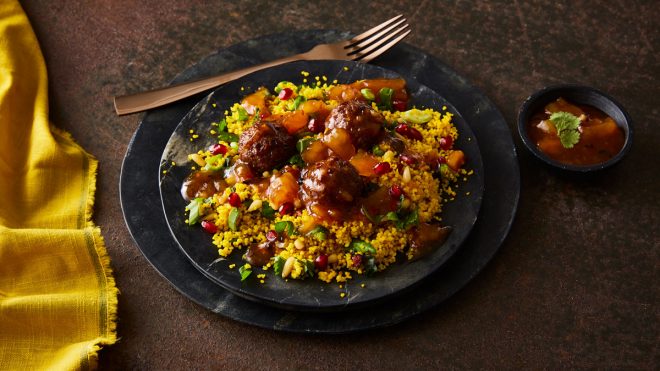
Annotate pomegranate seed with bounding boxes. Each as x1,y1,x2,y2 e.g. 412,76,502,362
228,192,241,207
373,162,392,176
399,153,416,165
307,117,325,133
209,143,227,155
279,202,294,215
392,99,407,111
395,124,423,141
352,254,363,267
278,88,293,100
437,155,447,164
314,254,328,271
389,185,403,199
266,230,278,241
201,220,218,234
260,112,270,119
439,136,453,150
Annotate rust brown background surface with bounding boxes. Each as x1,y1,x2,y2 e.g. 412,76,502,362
19,0,658,369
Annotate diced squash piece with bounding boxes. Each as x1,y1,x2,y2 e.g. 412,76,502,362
281,110,309,134
302,140,330,164
241,87,270,116
446,150,465,171
349,151,379,177
322,128,355,160
266,172,299,209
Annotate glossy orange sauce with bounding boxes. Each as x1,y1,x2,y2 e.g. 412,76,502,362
527,98,625,165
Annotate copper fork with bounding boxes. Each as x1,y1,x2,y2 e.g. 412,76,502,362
113,15,410,115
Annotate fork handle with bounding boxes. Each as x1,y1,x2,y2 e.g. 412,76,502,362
114,53,305,115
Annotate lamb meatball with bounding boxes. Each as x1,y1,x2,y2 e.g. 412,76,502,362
325,100,385,149
238,120,296,174
300,157,364,220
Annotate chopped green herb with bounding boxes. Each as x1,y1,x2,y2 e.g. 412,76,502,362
288,95,306,111
400,109,432,124
261,202,276,220
228,207,240,231
378,88,394,111
239,265,252,281
274,220,296,236
360,88,375,101
217,119,227,132
272,256,285,275
306,225,329,241
550,111,581,148
185,198,204,225
394,208,418,230
274,81,292,94
381,211,399,223
363,255,377,275
288,154,305,167
349,239,377,255
296,137,316,153
237,106,249,121
303,260,316,278
371,145,385,156
202,154,225,171
218,131,239,143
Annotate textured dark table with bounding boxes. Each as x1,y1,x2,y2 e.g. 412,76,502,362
21,1,658,369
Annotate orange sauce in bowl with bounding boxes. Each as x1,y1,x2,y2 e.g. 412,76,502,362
527,98,625,165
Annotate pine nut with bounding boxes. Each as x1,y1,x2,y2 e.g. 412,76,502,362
247,199,262,212
282,257,296,278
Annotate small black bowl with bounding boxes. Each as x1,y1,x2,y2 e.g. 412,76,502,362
517,85,633,172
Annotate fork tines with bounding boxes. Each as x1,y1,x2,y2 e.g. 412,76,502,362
345,14,410,61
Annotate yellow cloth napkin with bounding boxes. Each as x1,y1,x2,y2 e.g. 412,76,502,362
0,1,118,369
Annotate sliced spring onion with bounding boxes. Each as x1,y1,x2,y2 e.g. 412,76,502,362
360,88,375,101
400,109,432,124
228,207,240,231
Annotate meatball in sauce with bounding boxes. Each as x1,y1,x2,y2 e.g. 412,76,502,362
238,119,296,174
300,156,364,221
325,100,385,150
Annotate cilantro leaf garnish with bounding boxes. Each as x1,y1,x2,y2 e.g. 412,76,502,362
550,111,581,148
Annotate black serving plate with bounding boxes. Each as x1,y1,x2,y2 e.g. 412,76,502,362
159,60,484,311
120,30,519,333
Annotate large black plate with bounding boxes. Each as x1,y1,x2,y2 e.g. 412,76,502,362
120,30,519,333
159,60,484,311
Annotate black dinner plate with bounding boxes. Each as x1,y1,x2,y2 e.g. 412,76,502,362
120,30,519,333
159,60,484,311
